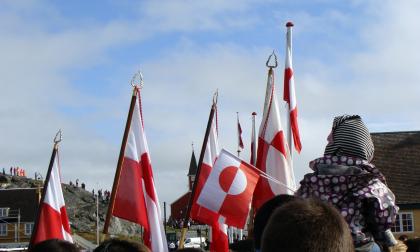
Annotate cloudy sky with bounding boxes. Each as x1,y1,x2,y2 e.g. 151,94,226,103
1,0,419,210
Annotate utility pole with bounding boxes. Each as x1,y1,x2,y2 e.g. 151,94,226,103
96,192,99,245
163,201,167,235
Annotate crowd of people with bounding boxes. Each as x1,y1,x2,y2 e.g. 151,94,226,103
27,115,418,252
2,166,27,177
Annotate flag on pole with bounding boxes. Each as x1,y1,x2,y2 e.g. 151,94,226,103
30,136,73,246
237,113,244,150
191,106,220,225
189,103,229,252
211,217,229,252
197,149,259,228
109,87,167,252
283,21,302,153
252,66,296,210
250,112,257,166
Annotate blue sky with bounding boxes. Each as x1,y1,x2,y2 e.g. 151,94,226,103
1,0,419,214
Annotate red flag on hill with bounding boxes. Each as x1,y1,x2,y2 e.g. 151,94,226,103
283,22,302,153
104,87,167,252
30,135,73,247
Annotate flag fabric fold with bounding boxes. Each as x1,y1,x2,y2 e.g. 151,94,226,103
197,149,259,228
252,68,296,210
31,150,73,245
283,22,302,153
112,89,167,252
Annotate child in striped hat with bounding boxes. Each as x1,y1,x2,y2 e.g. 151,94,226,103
296,115,398,252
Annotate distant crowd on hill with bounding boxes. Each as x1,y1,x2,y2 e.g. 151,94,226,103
2,166,27,177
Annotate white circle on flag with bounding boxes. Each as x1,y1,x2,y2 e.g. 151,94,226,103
229,168,247,195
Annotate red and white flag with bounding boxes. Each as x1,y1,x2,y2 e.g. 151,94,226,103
210,216,229,252
197,149,259,228
190,106,229,252
283,22,302,153
237,114,244,150
31,150,73,245
112,89,167,252
252,68,296,210
250,112,257,166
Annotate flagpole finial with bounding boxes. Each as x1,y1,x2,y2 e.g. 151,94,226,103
191,142,194,152
54,129,62,145
286,21,294,27
266,51,278,68
130,70,144,89
252,112,257,116
212,89,218,105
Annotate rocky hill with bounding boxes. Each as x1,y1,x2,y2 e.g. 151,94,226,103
0,174,142,240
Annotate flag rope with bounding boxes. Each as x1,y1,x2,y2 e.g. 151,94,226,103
250,163,296,193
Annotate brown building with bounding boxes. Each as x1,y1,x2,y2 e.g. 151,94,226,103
0,188,39,248
371,131,420,238
170,150,198,224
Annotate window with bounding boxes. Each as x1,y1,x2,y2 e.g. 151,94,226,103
0,208,9,217
25,223,34,236
0,223,7,236
391,212,414,233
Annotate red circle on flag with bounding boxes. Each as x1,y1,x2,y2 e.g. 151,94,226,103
219,166,238,193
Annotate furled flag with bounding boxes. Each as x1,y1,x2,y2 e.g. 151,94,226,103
190,103,229,252
237,113,244,150
250,112,257,166
252,66,296,210
283,22,302,153
197,149,259,228
109,87,167,252
30,141,73,246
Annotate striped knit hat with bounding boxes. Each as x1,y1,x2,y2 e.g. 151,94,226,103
324,115,374,161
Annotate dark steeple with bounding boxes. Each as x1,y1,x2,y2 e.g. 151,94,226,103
187,150,198,176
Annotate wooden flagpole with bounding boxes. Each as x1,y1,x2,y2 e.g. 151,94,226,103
29,130,62,250
179,95,217,249
103,86,138,235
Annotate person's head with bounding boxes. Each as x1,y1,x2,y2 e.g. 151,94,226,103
29,239,79,252
324,115,374,161
253,194,296,251
261,198,354,252
94,239,150,252
399,234,409,242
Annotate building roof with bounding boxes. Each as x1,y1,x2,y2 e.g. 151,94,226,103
371,131,420,205
0,188,39,222
187,151,198,176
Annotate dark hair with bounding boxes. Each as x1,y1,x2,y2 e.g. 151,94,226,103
261,198,354,252
399,235,409,241
29,239,79,252
253,194,297,250
406,238,420,252
94,238,149,252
